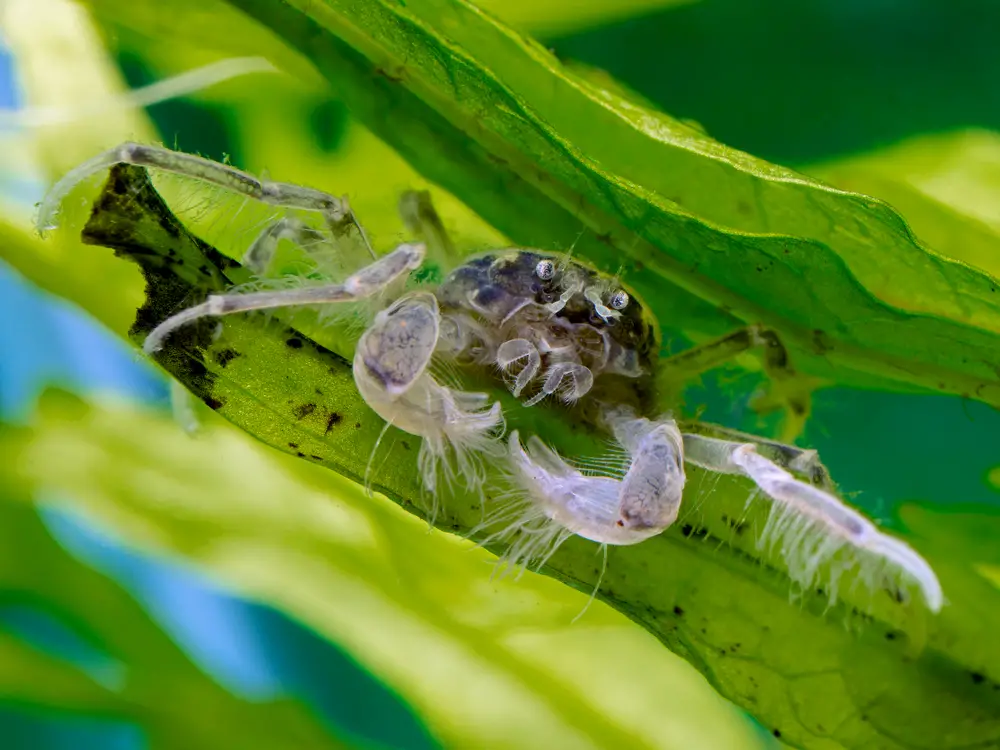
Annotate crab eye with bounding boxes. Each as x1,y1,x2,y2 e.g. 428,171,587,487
609,290,629,310
534,259,555,280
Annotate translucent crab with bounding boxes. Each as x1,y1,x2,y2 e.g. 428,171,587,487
38,142,943,612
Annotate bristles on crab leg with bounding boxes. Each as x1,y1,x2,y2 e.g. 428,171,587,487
142,242,425,353
37,142,373,258
682,434,943,612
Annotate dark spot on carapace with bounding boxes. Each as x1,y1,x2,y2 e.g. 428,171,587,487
354,422,362,429
971,671,986,685
772,729,782,739
324,412,342,435
401,440,411,451
673,605,684,617
885,631,897,641
295,403,316,419
296,451,306,458
310,455,323,461
288,442,299,449
286,337,303,349
203,396,224,410
214,348,241,368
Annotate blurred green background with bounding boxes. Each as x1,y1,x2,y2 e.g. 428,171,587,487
1,0,999,748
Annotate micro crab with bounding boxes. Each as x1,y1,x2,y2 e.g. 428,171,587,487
38,142,943,613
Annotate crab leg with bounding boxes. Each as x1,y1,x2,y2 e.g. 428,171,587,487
143,242,425,353
354,292,503,503
682,433,943,611
37,141,375,256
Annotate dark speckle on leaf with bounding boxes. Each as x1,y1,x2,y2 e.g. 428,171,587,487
295,403,316,419
325,412,343,435
214,348,241,368
720,514,747,535
203,396,224,410
971,671,985,685
679,523,707,539
314,341,337,358
673,605,684,617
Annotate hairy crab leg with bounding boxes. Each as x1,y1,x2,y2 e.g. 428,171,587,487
681,420,834,490
682,433,943,612
354,292,503,508
143,242,425,353
496,338,542,397
398,189,460,264
523,362,594,406
241,216,330,274
492,409,686,557
37,141,374,257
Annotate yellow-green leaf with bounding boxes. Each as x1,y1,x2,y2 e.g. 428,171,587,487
0,391,763,750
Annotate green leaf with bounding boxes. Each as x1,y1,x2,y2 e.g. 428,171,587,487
66,163,999,750
209,0,1000,409
474,0,700,38
808,129,1000,280
0,392,765,750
